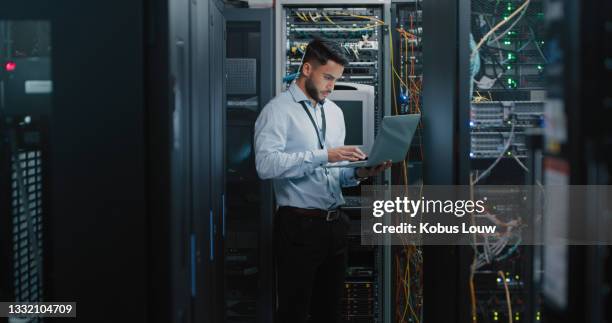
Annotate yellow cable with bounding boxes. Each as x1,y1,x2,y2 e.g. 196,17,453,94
472,0,531,59
343,12,384,25
322,12,383,31
498,271,513,323
389,26,399,115
308,12,316,22
393,67,410,90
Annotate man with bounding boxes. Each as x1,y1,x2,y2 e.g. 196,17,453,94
254,37,391,323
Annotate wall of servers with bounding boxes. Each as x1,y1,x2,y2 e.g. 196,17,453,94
387,2,547,322
275,1,547,323
1,1,609,323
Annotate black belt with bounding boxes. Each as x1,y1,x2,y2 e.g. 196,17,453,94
279,206,341,222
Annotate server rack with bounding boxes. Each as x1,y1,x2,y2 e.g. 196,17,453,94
170,0,227,321
466,1,549,322
275,1,392,322
542,1,612,322
420,1,472,323
0,1,186,322
222,8,275,323
389,2,425,322
169,0,195,321
0,22,52,319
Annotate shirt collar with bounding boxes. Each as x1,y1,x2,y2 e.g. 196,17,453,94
288,82,326,107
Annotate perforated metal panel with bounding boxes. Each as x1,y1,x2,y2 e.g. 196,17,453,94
226,58,257,95
11,149,44,304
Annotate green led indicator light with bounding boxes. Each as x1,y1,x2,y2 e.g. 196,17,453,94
504,40,512,45
537,65,543,70
507,78,517,88
507,65,512,70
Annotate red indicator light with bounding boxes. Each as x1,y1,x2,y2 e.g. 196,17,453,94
5,61,16,72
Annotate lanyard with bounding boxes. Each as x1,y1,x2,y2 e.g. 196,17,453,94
298,101,326,149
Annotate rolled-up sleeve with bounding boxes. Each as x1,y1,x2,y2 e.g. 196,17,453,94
254,103,327,180
340,167,360,187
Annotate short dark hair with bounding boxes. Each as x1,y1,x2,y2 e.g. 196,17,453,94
302,37,349,68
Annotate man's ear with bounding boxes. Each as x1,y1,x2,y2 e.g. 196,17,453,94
301,62,312,77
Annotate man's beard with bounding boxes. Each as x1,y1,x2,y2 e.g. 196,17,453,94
305,76,326,104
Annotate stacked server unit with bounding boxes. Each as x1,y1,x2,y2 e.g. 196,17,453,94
279,3,386,322
468,1,547,322
469,186,541,323
470,0,547,164
282,5,384,135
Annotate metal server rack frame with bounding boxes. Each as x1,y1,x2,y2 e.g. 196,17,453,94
467,2,548,322
275,1,393,322
389,2,425,322
222,8,276,323
542,0,612,322
420,1,473,323
0,115,50,323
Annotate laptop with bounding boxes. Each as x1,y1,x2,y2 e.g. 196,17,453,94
324,114,421,168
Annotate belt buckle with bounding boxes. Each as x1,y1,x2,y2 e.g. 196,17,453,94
325,210,339,222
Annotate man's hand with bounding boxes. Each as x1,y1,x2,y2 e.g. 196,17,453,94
328,146,367,163
356,160,392,178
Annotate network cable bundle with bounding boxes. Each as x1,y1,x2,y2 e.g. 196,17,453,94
467,185,541,323
282,6,384,134
394,1,424,173
468,1,547,322
391,3,425,323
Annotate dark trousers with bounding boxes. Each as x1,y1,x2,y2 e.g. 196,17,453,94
275,207,350,323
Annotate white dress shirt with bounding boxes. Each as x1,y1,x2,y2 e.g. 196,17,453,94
254,82,360,210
